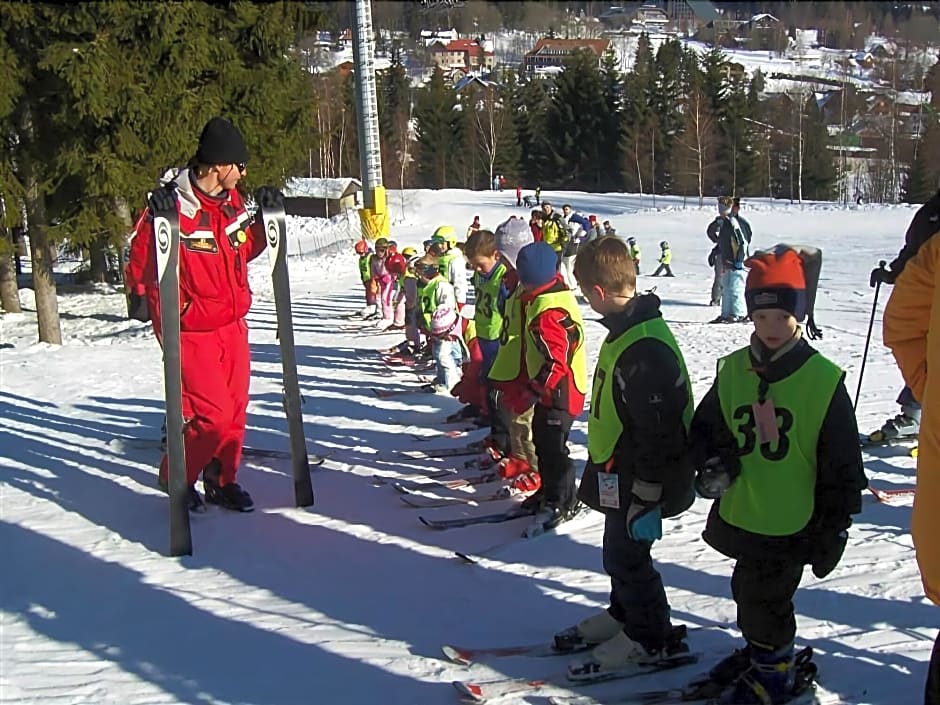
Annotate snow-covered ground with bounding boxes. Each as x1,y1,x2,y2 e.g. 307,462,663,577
2,189,934,705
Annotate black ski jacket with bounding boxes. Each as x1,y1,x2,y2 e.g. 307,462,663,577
577,294,695,518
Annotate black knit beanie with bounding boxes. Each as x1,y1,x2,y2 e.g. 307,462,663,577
195,117,249,166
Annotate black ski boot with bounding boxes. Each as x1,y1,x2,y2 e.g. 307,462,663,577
203,459,255,512
157,476,206,513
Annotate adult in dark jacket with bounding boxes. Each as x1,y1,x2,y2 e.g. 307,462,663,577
866,187,940,440
689,245,866,702
706,217,722,306
555,237,695,675
711,197,753,324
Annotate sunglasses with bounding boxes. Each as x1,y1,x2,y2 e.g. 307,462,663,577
236,162,247,173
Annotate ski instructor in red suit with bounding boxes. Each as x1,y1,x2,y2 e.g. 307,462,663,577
128,116,281,513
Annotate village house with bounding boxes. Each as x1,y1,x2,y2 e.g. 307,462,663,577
428,38,495,78
524,38,613,75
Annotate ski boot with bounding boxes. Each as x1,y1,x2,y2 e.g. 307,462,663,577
553,609,624,653
203,460,255,513
718,644,817,704
523,497,581,538
567,625,689,681
156,469,206,513
876,408,921,442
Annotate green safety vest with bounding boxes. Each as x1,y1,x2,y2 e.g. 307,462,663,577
472,263,507,341
629,243,641,259
438,250,457,277
660,249,672,265
419,277,445,330
587,317,692,464
358,253,373,282
716,347,843,536
524,290,588,393
488,284,524,382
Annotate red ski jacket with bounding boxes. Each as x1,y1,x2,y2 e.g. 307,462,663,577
126,170,266,336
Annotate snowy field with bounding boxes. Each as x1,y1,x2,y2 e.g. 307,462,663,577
1,189,934,704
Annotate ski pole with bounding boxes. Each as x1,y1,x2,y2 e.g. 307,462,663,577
854,260,887,411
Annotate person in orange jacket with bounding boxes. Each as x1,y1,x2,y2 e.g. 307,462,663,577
883,217,940,704
127,117,270,513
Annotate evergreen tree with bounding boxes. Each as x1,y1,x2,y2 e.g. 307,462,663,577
599,48,623,191
651,38,684,194
621,34,656,194
544,49,608,190
377,59,413,188
718,74,761,196
491,73,521,188
903,108,940,203
414,68,456,188
514,77,552,188
800,95,838,200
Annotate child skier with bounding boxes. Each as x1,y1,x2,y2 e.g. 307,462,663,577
354,240,378,318
688,245,866,703
488,217,538,482
429,226,469,307
626,237,641,274
371,237,395,325
429,304,469,394
383,250,408,332
464,228,510,429
651,241,674,277
558,235,695,678
508,240,588,535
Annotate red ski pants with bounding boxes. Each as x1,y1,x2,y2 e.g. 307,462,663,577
166,318,250,486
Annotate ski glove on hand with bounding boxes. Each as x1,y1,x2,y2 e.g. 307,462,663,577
695,452,741,499
126,293,150,323
255,186,285,211
148,183,178,214
811,527,849,579
870,265,895,287
626,479,663,542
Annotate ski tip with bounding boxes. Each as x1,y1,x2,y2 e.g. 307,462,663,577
442,645,473,665
453,551,479,564
452,681,485,700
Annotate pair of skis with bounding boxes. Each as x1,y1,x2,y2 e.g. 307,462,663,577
153,192,313,557
445,640,826,705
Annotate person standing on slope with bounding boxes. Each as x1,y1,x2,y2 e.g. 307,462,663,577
883,207,940,704
689,245,865,703
127,116,274,513
560,236,695,678
866,185,940,442
710,196,752,324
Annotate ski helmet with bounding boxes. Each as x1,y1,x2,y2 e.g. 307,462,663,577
374,237,390,250
386,252,407,276
354,240,369,255
388,240,398,254
401,246,418,258
660,241,669,249
627,237,636,244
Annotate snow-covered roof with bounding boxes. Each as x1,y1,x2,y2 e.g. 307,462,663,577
284,178,362,200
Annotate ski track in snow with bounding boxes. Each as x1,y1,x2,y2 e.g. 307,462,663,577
1,190,932,704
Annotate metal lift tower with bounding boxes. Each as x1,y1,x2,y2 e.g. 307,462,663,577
352,0,389,239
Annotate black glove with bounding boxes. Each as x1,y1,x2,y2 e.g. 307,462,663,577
126,292,150,322
870,265,895,287
255,186,285,211
148,183,177,214
811,527,848,579
694,452,741,499
707,250,717,267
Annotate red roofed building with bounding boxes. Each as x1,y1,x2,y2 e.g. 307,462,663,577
524,38,613,74
429,38,495,75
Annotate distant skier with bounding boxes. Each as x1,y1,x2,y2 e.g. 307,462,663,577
626,237,641,275
689,245,866,702
866,185,940,441
651,241,674,277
